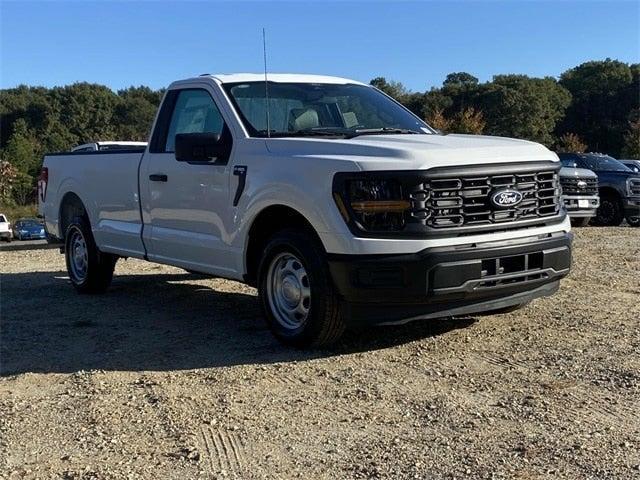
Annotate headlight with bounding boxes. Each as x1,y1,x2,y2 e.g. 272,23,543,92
627,178,640,196
333,176,410,232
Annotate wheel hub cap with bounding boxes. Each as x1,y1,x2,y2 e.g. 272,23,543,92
266,252,311,330
69,229,88,282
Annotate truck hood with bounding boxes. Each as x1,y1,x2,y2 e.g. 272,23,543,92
265,133,557,171
560,166,597,178
593,169,640,179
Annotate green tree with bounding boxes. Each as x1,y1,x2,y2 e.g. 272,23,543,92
621,110,640,159
2,119,40,176
559,59,638,156
114,87,163,141
54,83,119,142
474,75,571,145
369,77,409,100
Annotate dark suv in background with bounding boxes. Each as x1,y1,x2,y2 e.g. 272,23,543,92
558,153,640,227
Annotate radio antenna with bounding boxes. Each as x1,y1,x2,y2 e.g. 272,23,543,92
262,28,271,138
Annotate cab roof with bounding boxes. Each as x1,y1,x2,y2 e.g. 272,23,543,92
179,73,367,86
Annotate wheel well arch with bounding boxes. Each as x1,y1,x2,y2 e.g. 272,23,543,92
244,204,324,286
598,186,620,198
59,192,88,239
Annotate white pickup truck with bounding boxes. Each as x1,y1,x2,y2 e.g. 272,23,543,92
39,73,572,346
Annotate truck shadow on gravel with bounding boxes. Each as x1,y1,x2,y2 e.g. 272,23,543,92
1,270,476,375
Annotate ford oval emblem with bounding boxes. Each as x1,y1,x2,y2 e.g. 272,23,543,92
490,188,523,209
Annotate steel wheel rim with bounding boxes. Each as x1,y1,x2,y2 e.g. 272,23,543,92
266,252,311,330
69,228,88,282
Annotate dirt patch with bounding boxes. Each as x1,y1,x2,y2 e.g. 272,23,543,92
1,227,639,479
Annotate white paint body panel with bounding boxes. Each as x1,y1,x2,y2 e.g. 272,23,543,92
41,74,570,282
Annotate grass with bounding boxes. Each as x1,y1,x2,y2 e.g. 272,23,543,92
0,203,38,222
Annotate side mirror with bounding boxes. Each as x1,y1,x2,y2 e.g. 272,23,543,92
175,132,228,162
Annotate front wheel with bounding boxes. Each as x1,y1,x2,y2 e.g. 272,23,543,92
627,216,640,227
65,217,117,294
258,229,345,347
594,194,623,226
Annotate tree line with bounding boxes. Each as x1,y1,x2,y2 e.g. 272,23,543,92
0,58,638,207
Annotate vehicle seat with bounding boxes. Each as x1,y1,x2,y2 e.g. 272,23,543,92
288,108,320,131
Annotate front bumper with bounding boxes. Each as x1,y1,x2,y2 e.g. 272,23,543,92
562,195,599,218
0,231,11,239
328,231,572,325
623,197,640,219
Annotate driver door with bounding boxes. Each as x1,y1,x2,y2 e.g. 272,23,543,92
140,86,235,275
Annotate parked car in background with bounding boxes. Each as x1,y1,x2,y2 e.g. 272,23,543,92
0,213,12,242
558,159,599,227
619,159,640,174
12,218,46,240
71,141,148,153
558,153,640,227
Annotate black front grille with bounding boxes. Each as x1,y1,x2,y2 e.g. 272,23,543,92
560,176,598,195
409,170,561,229
630,179,640,196
333,161,565,238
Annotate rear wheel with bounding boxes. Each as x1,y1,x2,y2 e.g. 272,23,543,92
65,216,117,294
258,229,345,347
594,194,623,226
570,217,591,227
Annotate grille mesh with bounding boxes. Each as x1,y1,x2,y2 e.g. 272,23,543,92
630,179,640,196
409,171,560,229
560,176,598,195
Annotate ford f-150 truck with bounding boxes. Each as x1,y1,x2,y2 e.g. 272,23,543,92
39,74,572,346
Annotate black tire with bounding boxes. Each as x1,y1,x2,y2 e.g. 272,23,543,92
65,216,117,294
257,228,345,347
570,217,592,227
626,216,640,227
594,194,623,226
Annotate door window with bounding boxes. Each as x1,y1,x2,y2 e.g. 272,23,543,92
164,90,225,152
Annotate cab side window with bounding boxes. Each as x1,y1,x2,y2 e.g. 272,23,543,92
164,89,225,152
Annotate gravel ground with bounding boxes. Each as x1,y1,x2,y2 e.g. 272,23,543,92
1,227,639,479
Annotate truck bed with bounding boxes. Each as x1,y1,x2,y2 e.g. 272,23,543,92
40,150,147,258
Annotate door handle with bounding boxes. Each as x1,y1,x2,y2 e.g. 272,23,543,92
149,174,168,182
233,165,247,206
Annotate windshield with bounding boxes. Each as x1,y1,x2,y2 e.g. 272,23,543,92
20,221,40,228
223,82,432,138
583,155,632,172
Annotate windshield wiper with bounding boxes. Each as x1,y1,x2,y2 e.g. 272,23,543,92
345,128,421,139
257,128,349,138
